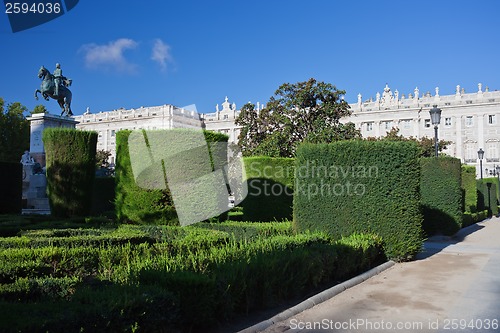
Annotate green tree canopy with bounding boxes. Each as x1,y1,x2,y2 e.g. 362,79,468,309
235,78,361,157
367,127,451,157
31,104,48,115
0,98,30,162
95,149,112,168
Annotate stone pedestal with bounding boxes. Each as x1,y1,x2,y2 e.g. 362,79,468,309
22,173,50,214
27,113,79,167
22,113,79,214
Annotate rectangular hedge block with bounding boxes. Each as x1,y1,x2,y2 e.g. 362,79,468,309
238,157,294,222
461,165,478,213
293,140,423,261
420,157,463,236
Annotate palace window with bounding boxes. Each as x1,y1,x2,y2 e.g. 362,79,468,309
465,116,474,127
487,143,498,161
464,144,476,162
424,119,431,128
366,122,373,131
384,121,393,130
402,120,411,129
488,115,496,125
111,130,115,137
445,117,452,127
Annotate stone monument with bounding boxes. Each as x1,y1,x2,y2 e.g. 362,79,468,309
23,63,79,214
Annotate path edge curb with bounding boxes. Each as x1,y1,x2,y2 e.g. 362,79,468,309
238,260,396,333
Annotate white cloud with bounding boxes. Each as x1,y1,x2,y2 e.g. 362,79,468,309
151,39,173,71
80,38,138,72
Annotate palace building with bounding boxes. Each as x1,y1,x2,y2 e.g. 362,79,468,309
202,85,500,178
73,104,202,164
347,83,500,177
72,84,500,178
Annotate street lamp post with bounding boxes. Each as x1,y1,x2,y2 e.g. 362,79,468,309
478,148,485,179
429,105,442,157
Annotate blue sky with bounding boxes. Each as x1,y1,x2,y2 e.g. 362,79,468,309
1,0,500,116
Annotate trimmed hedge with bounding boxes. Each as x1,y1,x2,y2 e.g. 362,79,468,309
0,162,22,214
115,129,229,225
420,157,463,236
43,128,97,217
237,156,295,221
463,209,489,227
293,140,423,261
0,222,385,332
477,178,499,216
461,165,478,213
91,177,115,216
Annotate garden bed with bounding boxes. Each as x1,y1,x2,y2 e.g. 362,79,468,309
0,217,385,332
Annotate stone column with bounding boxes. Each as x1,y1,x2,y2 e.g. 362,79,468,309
456,116,463,162
27,113,79,167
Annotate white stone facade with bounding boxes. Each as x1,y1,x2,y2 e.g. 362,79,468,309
347,84,500,178
201,97,242,143
74,104,202,164
72,86,500,179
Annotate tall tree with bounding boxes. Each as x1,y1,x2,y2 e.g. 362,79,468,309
0,98,30,162
31,104,48,115
368,127,451,157
235,78,361,157
95,149,112,168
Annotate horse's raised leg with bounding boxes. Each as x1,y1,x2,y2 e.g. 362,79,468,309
58,99,66,116
34,89,40,100
66,100,73,116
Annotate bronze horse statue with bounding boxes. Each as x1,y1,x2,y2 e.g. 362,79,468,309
35,66,73,116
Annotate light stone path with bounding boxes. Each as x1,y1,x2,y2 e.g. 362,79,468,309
256,217,500,333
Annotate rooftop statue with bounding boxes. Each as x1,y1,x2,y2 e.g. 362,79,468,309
34,64,73,116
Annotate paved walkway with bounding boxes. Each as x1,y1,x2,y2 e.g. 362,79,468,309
258,217,500,333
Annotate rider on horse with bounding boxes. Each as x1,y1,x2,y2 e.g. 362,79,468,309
35,64,73,116
53,63,62,97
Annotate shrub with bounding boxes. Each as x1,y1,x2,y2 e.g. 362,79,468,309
0,221,384,331
461,165,478,213
91,177,115,217
115,129,229,225
463,209,489,227
420,157,463,236
293,140,423,261
237,156,295,221
43,128,97,217
0,162,22,214
477,178,499,216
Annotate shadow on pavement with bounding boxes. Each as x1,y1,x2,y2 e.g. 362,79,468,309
416,222,485,260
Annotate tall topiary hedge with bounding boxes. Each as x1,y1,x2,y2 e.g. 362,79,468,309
238,157,294,222
43,128,97,217
461,165,478,213
293,140,423,261
477,178,499,217
420,157,463,236
0,162,22,214
115,129,229,225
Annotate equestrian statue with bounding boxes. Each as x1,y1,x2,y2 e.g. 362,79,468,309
35,63,73,116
